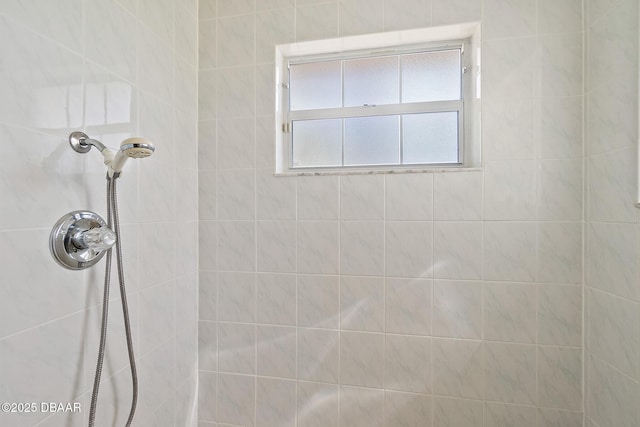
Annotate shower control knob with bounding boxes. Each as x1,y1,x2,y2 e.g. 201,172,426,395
72,226,116,252
50,211,115,270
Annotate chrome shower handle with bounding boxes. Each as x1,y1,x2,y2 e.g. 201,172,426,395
71,226,116,252
50,211,114,270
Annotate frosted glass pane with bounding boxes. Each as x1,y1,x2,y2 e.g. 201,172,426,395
403,112,459,164
402,50,461,103
290,61,342,110
344,56,399,107
344,116,400,166
292,119,342,167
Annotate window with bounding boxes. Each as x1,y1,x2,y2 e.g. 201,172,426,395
275,24,481,173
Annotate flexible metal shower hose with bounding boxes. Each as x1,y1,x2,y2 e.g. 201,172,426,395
88,175,138,427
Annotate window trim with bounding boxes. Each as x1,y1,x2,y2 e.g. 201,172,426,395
275,23,481,175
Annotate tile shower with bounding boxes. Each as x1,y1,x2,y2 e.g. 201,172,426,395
198,0,638,426
0,0,198,426
0,0,637,426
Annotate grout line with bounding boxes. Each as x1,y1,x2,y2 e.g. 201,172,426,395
214,2,220,424
429,173,435,426
337,174,342,427
382,174,387,424
253,3,259,424
582,6,589,405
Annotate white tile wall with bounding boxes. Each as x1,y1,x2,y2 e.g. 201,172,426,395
256,377,297,427
588,357,639,427
340,276,385,332
385,278,432,335
538,346,582,410
340,331,385,388
483,0,537,39
484,342,537,405
484,282,537,343
339,386,384,427
538,159,583,221
341,221,385,276
218,322,256,374
432,339,483,399
297,221,340,274
586,1,640,427
383,0,430,31
433,221,483,279
537,284,582,346
384,334,431,393
384,391,432,427
256,273,297,325
295,2,338,42
484,402,537,427
297,176,340,220
297,381,339,427
433,280,483,339
198,0,588,426
0,1,198,426
537,408,583,427
385,173,433,220
217,272,256,322
385,221,432,278
433,396,483,427
297,275,340,329
484,160,537,220
341,175,385,220
483,222,538,282
257,325,297,378
216,373,255,426
297,328,340,383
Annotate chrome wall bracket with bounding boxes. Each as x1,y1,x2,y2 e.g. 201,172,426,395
50,211,116,270
69,131,92,153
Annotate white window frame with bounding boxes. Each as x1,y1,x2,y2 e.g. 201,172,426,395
275,23,482,174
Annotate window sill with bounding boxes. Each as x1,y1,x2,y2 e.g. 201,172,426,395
274,165,483,177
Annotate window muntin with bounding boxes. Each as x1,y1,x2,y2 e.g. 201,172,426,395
285,46,465,170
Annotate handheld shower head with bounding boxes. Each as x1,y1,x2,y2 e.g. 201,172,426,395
121,138,155,158
68,131,155,178
109,137,155,177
